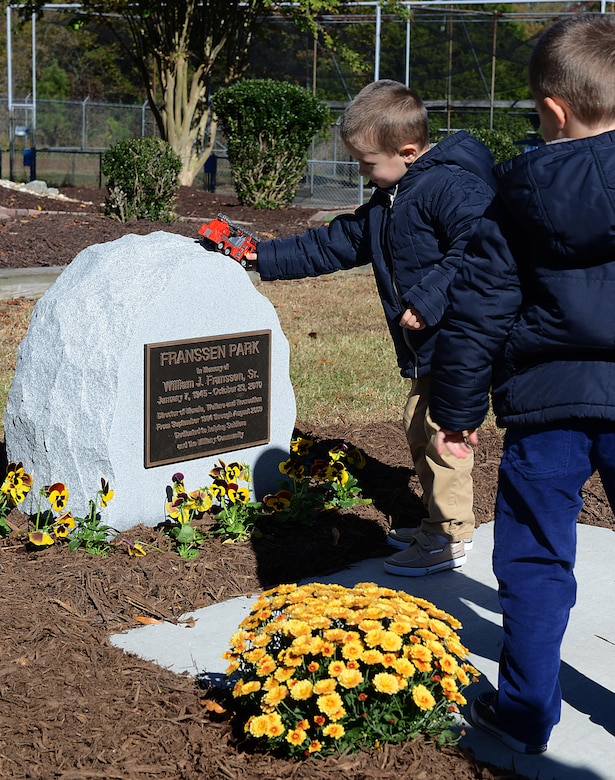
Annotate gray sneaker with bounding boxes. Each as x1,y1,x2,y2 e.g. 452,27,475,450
387,526,473,552
384,531,466,576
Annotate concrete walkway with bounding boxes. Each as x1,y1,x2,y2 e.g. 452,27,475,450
111,522,615,780
0,266,66,300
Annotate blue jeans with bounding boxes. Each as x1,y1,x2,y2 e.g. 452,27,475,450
493,423,615,745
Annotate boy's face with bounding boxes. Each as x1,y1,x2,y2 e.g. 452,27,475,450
344,142,420,189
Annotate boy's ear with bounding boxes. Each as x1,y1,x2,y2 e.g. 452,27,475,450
399,143,424,164
543,96,570,131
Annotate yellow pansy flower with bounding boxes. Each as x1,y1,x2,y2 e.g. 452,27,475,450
100,478,114,507
28,530,54,547
290,436,313,456
44,482,69,512
52,512,75,538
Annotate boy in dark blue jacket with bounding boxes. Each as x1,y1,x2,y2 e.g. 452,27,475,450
247,79,495,575
431,13,615,753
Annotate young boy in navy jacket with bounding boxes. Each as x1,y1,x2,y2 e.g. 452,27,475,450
246,79,495,576
431,13,615,753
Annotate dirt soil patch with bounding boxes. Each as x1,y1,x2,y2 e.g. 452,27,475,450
0,182,612,779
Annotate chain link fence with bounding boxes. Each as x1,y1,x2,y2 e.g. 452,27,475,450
0,97,510,210
1,97,370,209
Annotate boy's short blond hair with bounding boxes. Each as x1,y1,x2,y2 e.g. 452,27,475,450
340,79,429,153
529,13,615,126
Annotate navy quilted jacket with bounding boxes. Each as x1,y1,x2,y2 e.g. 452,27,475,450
256,131,495,378
431,130,615,430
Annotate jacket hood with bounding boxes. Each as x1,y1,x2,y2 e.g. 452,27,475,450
495,130,615,261
408,130,496,189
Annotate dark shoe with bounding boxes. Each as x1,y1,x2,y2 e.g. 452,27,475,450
470,693,548,754
387,525,473,551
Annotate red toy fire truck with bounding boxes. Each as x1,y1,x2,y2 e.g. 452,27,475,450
198,213,260,268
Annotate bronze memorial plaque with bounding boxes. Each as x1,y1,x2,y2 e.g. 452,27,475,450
144,331,271,468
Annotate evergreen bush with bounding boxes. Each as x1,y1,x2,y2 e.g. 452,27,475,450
212,79,329,209
101,138,182,222
467,127,521,165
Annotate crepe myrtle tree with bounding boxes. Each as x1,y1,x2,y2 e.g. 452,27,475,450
8,0,267,186
8,0,388,187
212,79,329,209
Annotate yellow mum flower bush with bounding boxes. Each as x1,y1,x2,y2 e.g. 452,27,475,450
223,581,480,758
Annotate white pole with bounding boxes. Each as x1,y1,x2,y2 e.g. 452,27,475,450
405,5,411,87
7,6,12,113
7,5,14,179
31,10,37,179
82,96,90,149
374,2,381,81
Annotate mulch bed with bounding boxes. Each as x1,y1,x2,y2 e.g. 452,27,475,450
0,183,320,269
0,182,612,779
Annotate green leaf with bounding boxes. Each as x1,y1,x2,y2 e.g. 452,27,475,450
175,523,196,544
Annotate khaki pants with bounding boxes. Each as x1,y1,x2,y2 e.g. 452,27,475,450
402,375,475,542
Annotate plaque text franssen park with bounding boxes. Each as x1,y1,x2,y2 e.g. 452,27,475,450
145,331,271,467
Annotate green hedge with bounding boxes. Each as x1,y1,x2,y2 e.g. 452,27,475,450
102,137,182,222
212,79,329,209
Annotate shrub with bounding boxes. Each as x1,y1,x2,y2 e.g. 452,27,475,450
101,137,182,222
212,79,329,209
224,581,479,758
467,127,520,165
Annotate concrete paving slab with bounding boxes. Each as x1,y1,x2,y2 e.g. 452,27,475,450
0,266,65,300
110,522,615,779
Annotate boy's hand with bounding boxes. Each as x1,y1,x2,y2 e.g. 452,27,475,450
400,307,425,330
244,251,258,268
435,428,477,459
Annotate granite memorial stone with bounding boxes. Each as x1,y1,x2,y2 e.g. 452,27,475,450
5,231,296,532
